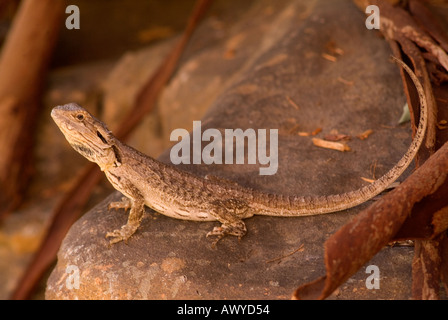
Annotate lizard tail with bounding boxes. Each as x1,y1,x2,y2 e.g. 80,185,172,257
253,57,427,217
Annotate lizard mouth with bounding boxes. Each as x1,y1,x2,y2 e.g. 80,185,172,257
51,106,77,133
50,107,67,127
50,107,61,122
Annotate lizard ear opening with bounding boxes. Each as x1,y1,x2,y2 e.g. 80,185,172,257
95,125,113,146
95,125,121,167
112,145,122,167
97,130,108,144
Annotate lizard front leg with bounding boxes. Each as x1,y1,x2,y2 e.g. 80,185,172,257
106,196,145,244
206,198,251,247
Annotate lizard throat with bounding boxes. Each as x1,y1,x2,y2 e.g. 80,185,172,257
72,143,95,158
71,142,121,171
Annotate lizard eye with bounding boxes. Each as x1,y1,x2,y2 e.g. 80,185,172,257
76,113,84,121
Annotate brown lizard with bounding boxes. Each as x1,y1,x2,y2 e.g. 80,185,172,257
51,57,427,245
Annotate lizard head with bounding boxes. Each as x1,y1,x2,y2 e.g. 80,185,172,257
51,103,121,171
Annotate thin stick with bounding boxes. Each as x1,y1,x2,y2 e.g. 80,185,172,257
266,244,304,263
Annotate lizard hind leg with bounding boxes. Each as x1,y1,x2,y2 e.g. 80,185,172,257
206,221,247,247
206,198,251,247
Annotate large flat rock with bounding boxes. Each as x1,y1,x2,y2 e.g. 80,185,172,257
46,0,415,299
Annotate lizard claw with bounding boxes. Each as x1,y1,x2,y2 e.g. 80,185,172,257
206,222,247,248
105,229,130,245
105,202,144,245
206,227,225,248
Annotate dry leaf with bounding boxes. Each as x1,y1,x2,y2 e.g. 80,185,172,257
298,127,322,137
357,129,373,140
326,40,344,56
324,133,351,141
312,138,350,152
337,77,354,86
437,120,448,130
322,53,337,62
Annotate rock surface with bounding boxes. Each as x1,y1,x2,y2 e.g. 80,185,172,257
46,0,416,299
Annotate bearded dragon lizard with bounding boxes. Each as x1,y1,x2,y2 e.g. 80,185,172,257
51,57,427,245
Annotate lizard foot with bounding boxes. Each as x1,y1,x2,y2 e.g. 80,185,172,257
105,222,139,245
105,229,128,244
206,221,247,248
106,199,145,244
